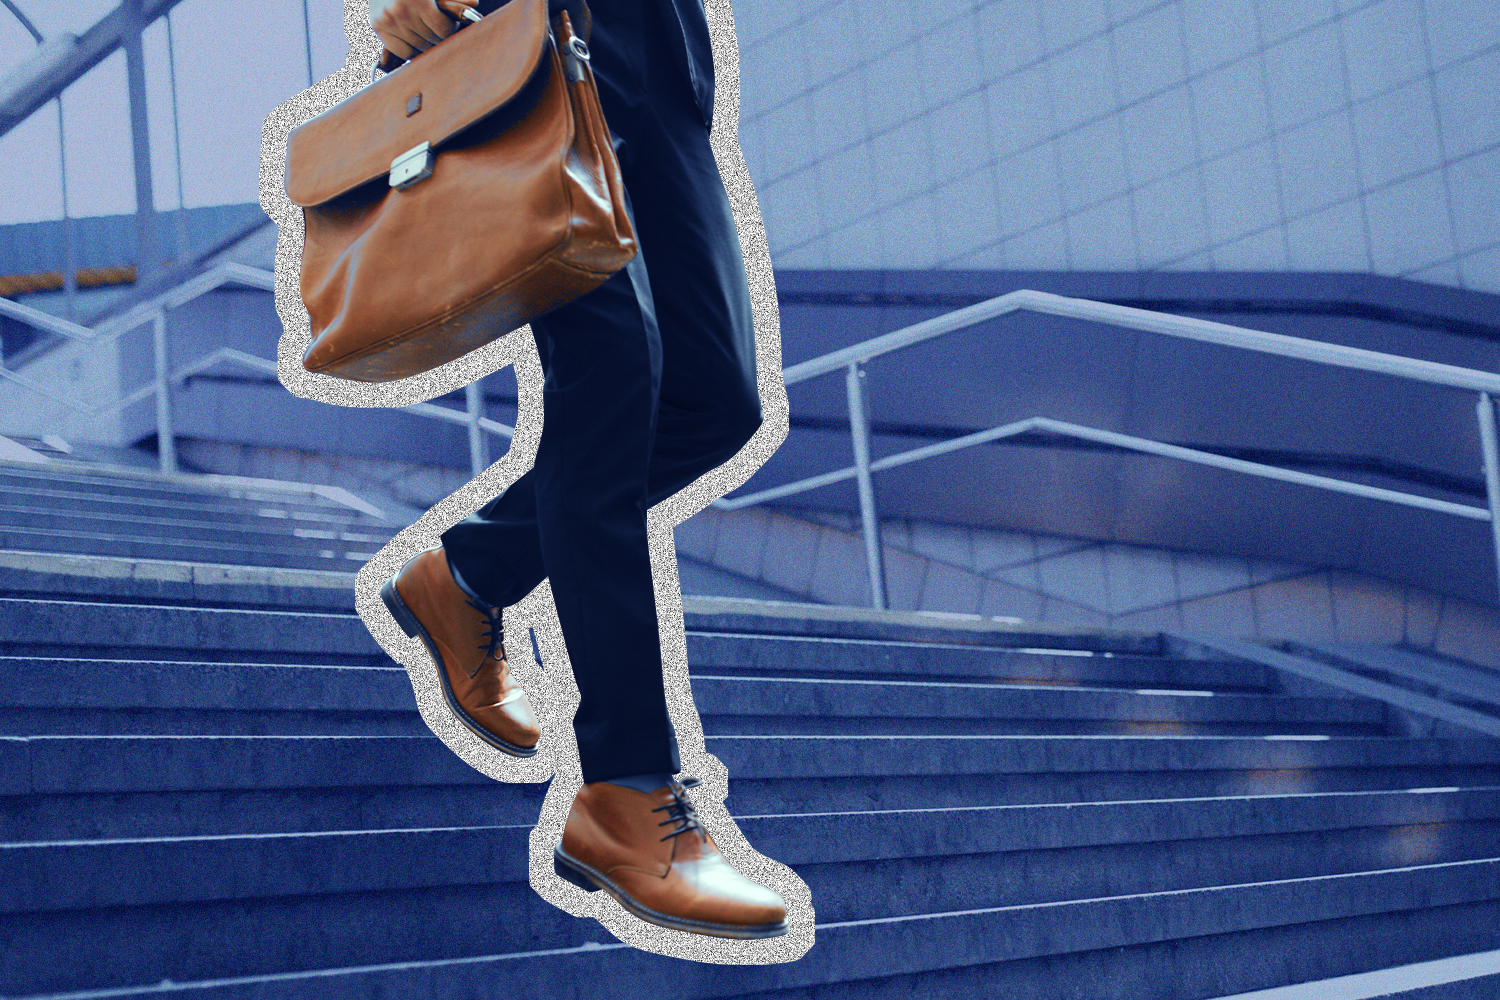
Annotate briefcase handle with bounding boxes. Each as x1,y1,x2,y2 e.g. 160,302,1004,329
372,0,592,81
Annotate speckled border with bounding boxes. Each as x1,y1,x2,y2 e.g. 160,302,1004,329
258,0,811,966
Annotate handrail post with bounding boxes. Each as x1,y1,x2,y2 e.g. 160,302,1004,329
56,99,77,321
1478,392,1500,605
465,381,488,477
122,0,160,279
846,361,887,610
153,309,176,474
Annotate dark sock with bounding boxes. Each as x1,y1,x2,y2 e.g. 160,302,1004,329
600,772,675,794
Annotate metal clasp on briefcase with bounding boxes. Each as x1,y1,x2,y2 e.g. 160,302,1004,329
563,36,590,81
390,141,434,190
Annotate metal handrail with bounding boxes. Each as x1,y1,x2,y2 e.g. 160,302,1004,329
0,261,275,345
4,272,1499,605
0,264,514,488
724,289,1500,609
170,348,517,441
781,288,1500,394
716,414,1493,522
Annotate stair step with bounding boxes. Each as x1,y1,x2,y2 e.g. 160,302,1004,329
688,674,1385,735
1,864,585,996
709,733,1500,779
0,529,374,571
8,734,1496,799
3,658,413,712
0,465,365,516
8,790,1500,916
0,598,1265,688
1210,947,1500,998
0,509,393,554
688,631,1276,690
0,597,385,661
6,857,1500,999
0,563,1178,660
681,606,1165,655
717,733,1500,812
0,735,482,797
0,659,1382,737
6,734,1500,840
0,550,360,612
3,780,545,842
0,482,381,525
0,503,393,546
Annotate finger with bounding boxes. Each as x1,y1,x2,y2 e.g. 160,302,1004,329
415,2,461,41
377,0,446,46
379,36,416,60
437,2,480,24
373,15,436,50
380,22,433,55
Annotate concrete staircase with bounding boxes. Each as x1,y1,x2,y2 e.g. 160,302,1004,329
3,550,1500,998
0,457,399,571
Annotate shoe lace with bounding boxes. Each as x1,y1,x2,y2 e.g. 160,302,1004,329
462,594,505,677
652,777,705,843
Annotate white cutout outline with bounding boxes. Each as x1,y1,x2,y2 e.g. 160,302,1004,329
258,0,814,967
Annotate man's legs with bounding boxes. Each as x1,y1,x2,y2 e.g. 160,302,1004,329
441,0,760,782
441,163,761,614
432,0,785,941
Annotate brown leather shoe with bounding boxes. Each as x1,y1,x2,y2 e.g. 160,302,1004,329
553,777,788,938
379,547,540,757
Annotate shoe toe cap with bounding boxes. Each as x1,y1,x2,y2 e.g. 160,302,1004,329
676,854,787,924
498,689,541,744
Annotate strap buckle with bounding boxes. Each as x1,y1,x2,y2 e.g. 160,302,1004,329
562,35,590,81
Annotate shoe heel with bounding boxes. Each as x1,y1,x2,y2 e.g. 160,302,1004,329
379,576,421,639
553,848,600,892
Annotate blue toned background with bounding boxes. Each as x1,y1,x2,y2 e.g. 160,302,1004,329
4,0,1500,642
4,0,1500,997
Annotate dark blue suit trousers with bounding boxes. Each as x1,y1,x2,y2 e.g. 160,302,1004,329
442,0,762,783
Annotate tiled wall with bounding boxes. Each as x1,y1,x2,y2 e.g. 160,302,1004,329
733,0,1500,293
673,503,1500,668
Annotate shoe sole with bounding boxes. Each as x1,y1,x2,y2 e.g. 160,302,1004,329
552,843,788,940
380,573,539,759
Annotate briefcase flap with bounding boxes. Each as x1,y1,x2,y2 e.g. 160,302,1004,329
285,0,550,208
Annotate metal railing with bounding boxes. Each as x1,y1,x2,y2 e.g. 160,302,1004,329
0,263,515,503
709,289,1500,610
5,276,1499,607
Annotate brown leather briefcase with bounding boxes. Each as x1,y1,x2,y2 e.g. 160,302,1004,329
284,0,635,383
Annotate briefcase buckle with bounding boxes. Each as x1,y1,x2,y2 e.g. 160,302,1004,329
390,141,434,190
563,36,590,81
